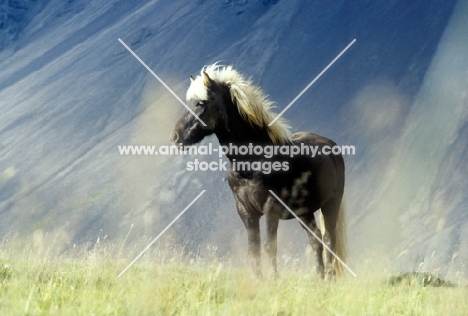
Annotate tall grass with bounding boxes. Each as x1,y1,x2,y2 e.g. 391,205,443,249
0,238,466,315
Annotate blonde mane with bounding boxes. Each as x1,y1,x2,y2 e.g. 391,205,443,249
187,64,291,144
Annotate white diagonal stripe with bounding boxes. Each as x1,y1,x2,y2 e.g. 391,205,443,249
269,39,356,126
118,38,207,126
268,190,357,277
117,190,206,278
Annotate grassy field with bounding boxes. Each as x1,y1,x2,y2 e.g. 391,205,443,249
0,240,467,316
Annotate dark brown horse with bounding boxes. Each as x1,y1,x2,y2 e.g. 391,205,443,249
170,64,347,279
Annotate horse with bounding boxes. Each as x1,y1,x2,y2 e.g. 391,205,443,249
170,64,347,279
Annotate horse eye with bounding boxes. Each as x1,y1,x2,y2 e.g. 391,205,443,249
197,101,205,106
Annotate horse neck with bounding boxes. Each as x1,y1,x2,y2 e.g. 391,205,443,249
214,103,273,161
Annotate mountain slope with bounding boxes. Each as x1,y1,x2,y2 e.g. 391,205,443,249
0,0,466,280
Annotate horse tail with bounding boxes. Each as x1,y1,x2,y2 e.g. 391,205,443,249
319,199,348,277
334,199,348,276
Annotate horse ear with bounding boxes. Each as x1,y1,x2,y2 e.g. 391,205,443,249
190,75,195,82
203,71,213,88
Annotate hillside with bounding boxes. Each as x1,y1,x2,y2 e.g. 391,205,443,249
0,0,466,280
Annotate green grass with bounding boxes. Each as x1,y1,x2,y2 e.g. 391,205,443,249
0,242,466,316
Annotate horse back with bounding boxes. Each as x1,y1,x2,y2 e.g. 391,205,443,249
291,131,344,168
291,131,337,148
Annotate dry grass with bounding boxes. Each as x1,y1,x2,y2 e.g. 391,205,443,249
0,239,466,315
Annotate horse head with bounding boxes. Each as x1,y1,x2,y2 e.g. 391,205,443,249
170,71,228,146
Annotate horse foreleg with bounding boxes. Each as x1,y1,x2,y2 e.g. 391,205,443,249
242,215,262,279
264,202,280,279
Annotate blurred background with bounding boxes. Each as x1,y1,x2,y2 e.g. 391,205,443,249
0,0,467,281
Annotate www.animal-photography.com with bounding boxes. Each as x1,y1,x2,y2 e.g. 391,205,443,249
1,0,467,315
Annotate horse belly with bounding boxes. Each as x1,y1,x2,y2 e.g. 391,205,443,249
279,206,311,220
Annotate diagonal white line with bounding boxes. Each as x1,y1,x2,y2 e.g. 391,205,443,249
118,38,207,126
268,190,357,277
268,39,356,126
117,190,206,278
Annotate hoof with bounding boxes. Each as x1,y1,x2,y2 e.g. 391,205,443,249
325,269,336,281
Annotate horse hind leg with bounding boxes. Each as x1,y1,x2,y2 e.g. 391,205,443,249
299,213,324,278
320,198,347,280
